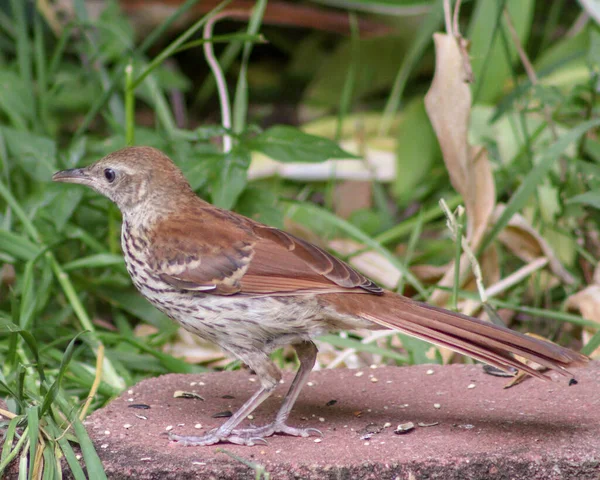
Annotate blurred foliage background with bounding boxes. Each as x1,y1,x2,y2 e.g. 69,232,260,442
0,0,599,476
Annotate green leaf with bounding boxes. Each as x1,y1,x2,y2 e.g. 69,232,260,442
27,406,39,480
0,70,33,129
2,127,56,181
392,98,441,204
62,253,125,271
480,118,600,253
211,147,251,210
249,125,358,163
0,230,40,261
40,330,88,417
96,287,177,333
235,185,284,228
468,0,534,104
304,35,411,109
566,191,600,210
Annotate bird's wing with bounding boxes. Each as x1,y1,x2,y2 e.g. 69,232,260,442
148,206,382,296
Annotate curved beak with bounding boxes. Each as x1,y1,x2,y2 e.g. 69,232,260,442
52,168,92,185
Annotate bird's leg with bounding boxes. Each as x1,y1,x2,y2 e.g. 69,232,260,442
229,341,322,440
169,352,281,446
170,342,321,446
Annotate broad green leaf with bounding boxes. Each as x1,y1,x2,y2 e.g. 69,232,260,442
249,125,358,163
211,147,251,210
480,118,600,252
0,71,33,129
236,185,284,228
310,0,432,15
2,127,56,181
468,0,534,104
0,230,40,261
62,253,125,271
40,330,88,416
96,287,176,333
566,191,600,210
27,406,39,480
304,35,410,108
393,98,440,204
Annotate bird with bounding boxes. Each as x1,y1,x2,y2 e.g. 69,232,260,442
52,146,589,446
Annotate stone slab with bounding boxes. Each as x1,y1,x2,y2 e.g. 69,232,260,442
84,362,600,479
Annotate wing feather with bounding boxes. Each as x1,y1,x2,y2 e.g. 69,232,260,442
147,205,382,296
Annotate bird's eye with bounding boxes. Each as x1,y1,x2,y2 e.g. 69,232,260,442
104,168,116,183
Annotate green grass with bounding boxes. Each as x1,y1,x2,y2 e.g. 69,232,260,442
0,0,598,477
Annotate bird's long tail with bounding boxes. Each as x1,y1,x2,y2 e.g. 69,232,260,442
323,292,589,379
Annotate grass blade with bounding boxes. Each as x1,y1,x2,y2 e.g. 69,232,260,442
479,118,600,254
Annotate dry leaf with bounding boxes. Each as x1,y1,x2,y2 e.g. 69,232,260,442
566,264,600,359
334,181,372,219
424,33,496,306
494,204,575,285
424,35,495,248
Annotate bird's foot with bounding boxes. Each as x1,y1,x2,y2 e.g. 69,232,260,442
232,421,323,440
169,422,322,446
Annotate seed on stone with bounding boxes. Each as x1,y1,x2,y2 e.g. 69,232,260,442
248,378,256,382
104,430,110,435
247,415,254,420
101,444,108,449
426,369,435,375
434,403,441,409
165,425,173,431
123,424,132,429
355,371,364,377
127,398,134,402
135,414,147,420
364,441,370,446
174,390,204,400
394,422,415,435
314,438,322,443
383,422,392,428
212,410,233,418
319,417,325,422
195,424,202,429
307,382,314,387
141,457,152,461
189,382,197,386
467,383,476,389
128,389,134,395
418,422,439,428
370,377,378,383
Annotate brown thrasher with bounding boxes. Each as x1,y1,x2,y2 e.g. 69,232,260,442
53,146,588,446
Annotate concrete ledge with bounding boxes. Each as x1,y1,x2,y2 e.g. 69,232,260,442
84,362,600,479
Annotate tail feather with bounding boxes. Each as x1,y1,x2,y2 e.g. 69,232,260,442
323,292,589,379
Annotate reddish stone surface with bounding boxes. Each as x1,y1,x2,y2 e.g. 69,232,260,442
83,362,600,479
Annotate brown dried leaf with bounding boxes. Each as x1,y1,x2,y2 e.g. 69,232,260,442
424,34,496,307
494,204,575,285
424,35,495,247
334,181,372,219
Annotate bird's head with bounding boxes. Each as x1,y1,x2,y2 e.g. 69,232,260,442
52,146,193,215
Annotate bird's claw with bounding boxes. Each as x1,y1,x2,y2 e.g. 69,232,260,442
169,422,322,446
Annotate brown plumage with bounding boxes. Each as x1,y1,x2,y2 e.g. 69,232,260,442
52,146,589,446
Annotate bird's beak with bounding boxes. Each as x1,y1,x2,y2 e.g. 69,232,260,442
52,168,92,185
